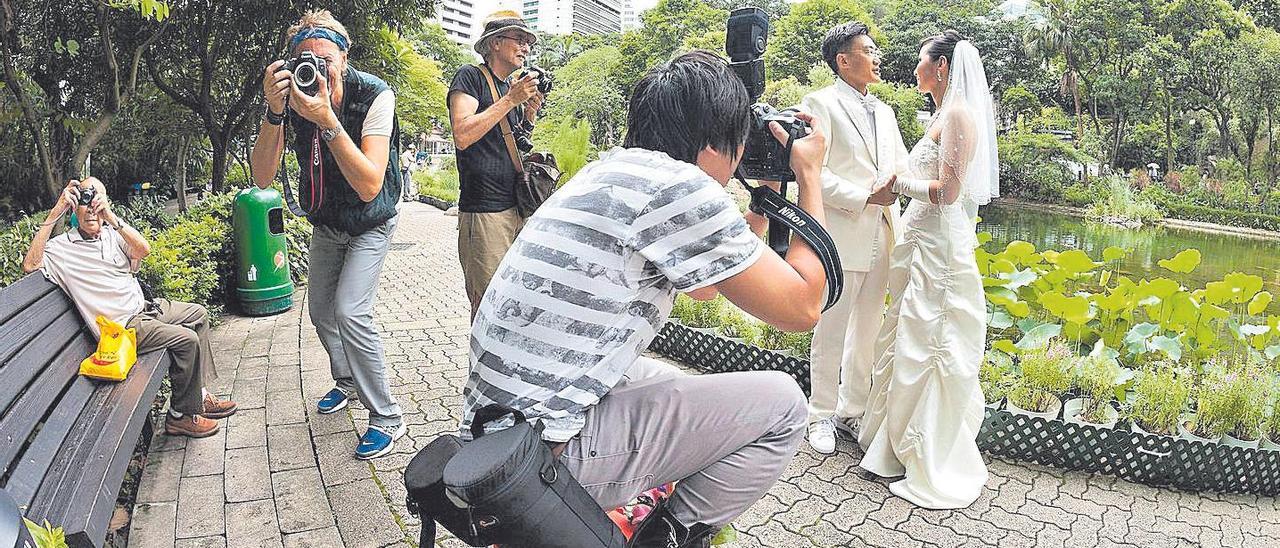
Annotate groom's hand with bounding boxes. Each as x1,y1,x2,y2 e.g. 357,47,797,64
868,174,899,206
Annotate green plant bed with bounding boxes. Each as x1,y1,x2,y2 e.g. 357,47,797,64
651,321,1280,496
1161,203,1280,232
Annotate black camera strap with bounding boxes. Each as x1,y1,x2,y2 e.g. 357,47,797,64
736,173,844,311
276,107,326,217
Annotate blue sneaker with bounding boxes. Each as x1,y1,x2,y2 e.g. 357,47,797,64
355,423,406,460
317,388,349,414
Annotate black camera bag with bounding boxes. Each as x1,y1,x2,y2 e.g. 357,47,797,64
442,404,625,548
404,434,499,547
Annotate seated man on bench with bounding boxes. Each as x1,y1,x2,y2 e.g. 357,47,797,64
22,177,237,438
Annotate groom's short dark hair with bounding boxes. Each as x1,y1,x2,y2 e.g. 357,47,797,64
623,50,752,165
822,22,872,74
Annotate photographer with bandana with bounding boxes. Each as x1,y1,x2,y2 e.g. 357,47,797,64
250,10,405,459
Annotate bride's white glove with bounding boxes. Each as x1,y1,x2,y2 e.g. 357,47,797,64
893,176,933,203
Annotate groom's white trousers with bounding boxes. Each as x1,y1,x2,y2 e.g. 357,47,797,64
808,219,891,425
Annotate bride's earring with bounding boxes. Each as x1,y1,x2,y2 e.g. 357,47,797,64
936,69,943,82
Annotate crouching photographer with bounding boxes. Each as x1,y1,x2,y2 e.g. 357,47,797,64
250,10,406,459
417,51,833,548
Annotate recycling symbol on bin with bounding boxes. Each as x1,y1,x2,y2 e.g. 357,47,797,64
248,265,258,282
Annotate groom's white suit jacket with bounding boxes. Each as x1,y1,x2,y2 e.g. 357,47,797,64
800,79,907,272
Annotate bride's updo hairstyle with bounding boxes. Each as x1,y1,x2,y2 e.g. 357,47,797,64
920,30,966,66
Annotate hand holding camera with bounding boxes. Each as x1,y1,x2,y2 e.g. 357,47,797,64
288,66,338,128
505,73,540,106
767,111,824,182
262,60,293,114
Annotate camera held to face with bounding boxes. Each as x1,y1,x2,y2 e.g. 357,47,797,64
287,51,328,96
513,66,553,95
77,186,96,207
726,7,810,182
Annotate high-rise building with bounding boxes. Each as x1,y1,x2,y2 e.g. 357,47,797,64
521,0,623,35
433,0,482,46
620,0,640,31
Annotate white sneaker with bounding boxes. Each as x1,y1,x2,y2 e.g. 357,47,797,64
808,419,837,454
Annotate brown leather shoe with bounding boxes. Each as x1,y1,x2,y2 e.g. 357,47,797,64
164,413,219,438
201,394,238,419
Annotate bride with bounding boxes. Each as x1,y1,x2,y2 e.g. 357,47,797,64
855,30,997,510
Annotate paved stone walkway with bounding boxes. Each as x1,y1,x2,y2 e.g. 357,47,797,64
128,202,1280,547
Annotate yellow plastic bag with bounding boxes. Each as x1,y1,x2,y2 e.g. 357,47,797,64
79,316,138,381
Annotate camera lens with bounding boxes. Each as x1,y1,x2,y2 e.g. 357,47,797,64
293,62,317,89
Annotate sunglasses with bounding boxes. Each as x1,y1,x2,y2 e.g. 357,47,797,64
497,34,536,47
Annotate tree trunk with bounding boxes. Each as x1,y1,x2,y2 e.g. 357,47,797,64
1165,95,1174,181
176,136,189,213
210,134,229,193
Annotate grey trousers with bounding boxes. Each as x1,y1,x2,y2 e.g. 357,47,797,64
308,217,402,429
130,299,217,415
562,357,807,528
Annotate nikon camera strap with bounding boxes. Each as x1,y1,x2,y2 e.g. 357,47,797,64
736,172,844,312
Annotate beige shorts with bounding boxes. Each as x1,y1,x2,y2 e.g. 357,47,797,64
458,208,525,310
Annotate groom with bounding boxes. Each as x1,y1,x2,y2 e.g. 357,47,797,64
798,22,910,454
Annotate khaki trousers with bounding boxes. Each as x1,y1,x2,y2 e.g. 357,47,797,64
457,208,525,319
129,299,217,415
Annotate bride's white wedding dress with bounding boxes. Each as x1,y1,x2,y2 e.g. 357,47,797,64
855,40,995,510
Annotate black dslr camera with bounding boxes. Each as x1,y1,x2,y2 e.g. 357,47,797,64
287,51,327,96
514,66,554,95
727,7,810,183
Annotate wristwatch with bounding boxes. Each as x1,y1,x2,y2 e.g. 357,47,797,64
320,124,343,143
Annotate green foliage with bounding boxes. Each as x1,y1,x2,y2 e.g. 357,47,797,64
535,117,595,185
543,46,627,149
868,82,926,146
717,305,760,344
0,214,48,287
765,0,879,84
23,518,68,548
980,350,1017,404
1001,85,1041,122
614,0,728,95
1009,339,1074,412
408,23,472,84
1128,366,1193,435
117,195,174,231
140,212,223,304
414,166,460,205
681,297,725,329
368,27,449,138
1074,353,1124,423
998,129,1090,200
1085,175,1164,225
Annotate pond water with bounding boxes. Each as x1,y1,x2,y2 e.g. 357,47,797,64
977,204,1280,299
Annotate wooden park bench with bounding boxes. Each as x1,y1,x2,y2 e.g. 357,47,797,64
0,273,172,547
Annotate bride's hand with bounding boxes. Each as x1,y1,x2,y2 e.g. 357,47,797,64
868,174,898,206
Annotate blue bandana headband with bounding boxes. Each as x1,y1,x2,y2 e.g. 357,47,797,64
291,27,349,51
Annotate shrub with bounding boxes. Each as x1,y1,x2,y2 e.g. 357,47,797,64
1009,339,1073,413
980,351,1016,405
681,297,723,329
1128,367,1192,435
117,195,174,231
1074,354,1123,423
140,212,227,305
717,306,760,344
415,167,460,204
1086,175,1163,225
0,213,46,287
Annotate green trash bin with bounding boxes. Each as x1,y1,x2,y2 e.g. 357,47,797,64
233,187,294,315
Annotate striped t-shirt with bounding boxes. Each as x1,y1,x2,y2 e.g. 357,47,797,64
460,147,765,442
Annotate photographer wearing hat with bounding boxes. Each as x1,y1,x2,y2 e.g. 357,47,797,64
250,10,406,459
22,178,237,438
447,10,545,321
459,51,829,548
